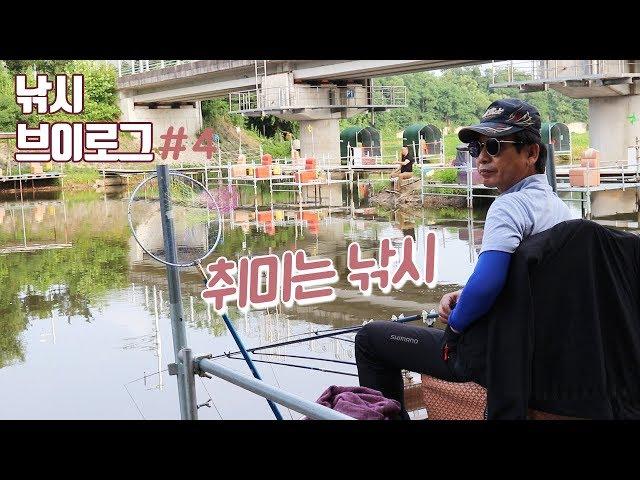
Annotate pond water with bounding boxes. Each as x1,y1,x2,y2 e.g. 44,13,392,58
0,181,632,419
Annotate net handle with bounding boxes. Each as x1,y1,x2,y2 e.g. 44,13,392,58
127,171,222,269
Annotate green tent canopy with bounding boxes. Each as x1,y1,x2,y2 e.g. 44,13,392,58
340,125,381,160
541,122,571,155
402,123,442,159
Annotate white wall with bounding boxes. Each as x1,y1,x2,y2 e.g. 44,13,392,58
589,95,640,162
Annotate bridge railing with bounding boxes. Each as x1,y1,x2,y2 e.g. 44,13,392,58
229,84,407,114
490,60,640,86
117,60,196,77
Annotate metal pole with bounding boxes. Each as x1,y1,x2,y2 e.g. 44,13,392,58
221,313,283,420
179,348,198,417
157,165,197,420
546,143,557,193
467,150,472,208
197,358,353,420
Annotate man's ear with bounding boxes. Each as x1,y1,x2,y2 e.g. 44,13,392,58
528,144,540,167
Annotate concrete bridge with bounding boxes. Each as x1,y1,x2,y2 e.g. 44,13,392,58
490,60,640,164
115,60,485,161
116,60,482,102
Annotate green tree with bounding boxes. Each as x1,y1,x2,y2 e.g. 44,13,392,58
0,60,121,129
4,60,72,76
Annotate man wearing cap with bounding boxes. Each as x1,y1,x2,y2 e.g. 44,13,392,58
354,99,572,419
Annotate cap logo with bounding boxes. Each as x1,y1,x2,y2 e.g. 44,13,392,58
482,107,504,119
507,110,536,127
478,124,513,134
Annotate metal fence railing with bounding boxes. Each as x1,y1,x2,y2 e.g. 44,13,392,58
229,85,407,114
117,60,196,77
490,60,640,86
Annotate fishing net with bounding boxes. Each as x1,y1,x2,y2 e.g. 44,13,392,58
127,171,222,268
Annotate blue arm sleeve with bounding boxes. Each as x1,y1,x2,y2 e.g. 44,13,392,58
447,250,512,333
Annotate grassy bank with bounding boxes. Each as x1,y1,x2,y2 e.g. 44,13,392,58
62,166,101,188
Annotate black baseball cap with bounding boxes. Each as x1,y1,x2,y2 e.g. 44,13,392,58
458,98,542,143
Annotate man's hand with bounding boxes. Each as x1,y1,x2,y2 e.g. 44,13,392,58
438,289,462,323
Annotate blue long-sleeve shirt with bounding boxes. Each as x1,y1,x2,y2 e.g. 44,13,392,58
447,250,512,333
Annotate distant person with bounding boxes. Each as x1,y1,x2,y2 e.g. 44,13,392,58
355,99,572,419
390,146,414,190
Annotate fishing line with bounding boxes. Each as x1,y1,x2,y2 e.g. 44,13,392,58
266,361,295,420
253,351,356,366
123,383,146,420
225,353,358,377
125,368,169,385
196,374,223,419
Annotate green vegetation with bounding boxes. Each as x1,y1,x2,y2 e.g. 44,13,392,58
61,189,102,204
0,60,123,186
431,168,459,184
372,178,389,194
0,60,121,131
444,134,462,160
422,167,463,195
569,132,590,162
62,166,101,186
343,67,588,133
258,135,292,158
200,100,295,159
0,230,130,368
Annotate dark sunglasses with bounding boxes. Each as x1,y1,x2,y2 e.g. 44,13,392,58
468,138,524,158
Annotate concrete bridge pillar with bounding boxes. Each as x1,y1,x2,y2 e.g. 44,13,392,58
298,119,341,164
118,93,203,145
588,95,640,163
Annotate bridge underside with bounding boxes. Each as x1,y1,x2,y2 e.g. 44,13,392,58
117,59,487,161
117,60,486,104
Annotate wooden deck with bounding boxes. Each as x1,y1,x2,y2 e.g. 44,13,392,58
0,172,63,183
0,243,72,254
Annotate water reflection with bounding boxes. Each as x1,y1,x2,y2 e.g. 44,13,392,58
0,181,632,418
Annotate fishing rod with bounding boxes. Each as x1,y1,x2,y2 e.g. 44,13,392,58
269,310,435,341
252,352,356,366
208,311,439,377
225,353,358,377
210,311,439,361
